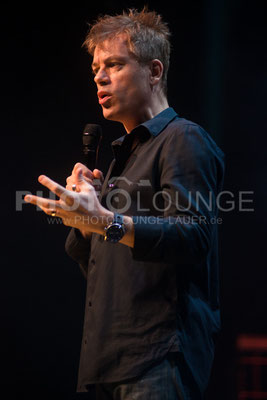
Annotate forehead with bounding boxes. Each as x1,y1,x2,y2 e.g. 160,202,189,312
92,34,134,64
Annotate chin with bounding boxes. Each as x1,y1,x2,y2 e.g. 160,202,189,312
102,107,123,123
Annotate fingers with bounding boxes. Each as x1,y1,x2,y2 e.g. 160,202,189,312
66,178,92,192
24,198,65,221
74,167,99,194
73,165,93,191
24,172,97,220
72,163,104,182
76,168,87,184
93,169,104,183
66,164,104,192
25,175,76,208
38,175,67,198
73,162,94,180
24,194,60,210
24,192,77,215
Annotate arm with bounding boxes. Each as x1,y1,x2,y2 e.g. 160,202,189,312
129,124,225,264
92,124,224,262
64,163,103,277
24,126,224,267
65,228,91,279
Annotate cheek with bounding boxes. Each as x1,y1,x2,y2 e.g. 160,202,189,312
119,75,150,100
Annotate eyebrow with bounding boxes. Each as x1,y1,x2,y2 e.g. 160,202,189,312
91,55,127,70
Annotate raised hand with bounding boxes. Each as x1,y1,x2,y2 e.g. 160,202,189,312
24,168,112,237
66,162,104,196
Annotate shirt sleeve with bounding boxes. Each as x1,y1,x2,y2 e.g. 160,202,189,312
131,123,225,264
65,228,91,279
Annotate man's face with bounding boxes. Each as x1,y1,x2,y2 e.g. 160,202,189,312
92,35,151,131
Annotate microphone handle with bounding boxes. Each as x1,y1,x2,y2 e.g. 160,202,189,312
82,124,102,170
83,148,97,171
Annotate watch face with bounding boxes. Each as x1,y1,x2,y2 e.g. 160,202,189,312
105,223,124,243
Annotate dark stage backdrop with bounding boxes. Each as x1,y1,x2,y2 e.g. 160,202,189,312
2,0,266,398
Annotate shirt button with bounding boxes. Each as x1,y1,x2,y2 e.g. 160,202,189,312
88,301,92,307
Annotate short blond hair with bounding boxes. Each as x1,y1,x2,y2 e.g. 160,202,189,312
83,8,171,95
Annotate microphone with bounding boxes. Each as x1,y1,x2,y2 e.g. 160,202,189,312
82,124,102,170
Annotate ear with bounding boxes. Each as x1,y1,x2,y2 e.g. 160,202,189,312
149,59,164,87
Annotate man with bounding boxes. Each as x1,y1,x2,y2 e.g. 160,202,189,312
25,8,225,400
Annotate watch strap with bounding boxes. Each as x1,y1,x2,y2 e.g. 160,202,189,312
113,213,124,225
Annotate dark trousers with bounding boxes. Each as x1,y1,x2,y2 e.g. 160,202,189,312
86,353,201,400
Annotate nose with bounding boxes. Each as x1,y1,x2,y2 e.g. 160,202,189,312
94,68,110,86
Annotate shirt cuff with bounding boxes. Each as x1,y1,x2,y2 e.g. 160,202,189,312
131,216,164,261
65,228,91,264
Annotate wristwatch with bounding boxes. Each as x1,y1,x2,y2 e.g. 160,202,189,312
104,213,125,243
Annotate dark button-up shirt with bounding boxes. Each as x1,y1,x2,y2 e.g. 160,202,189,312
65,107,225,393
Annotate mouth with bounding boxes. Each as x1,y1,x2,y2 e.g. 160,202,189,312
98,91,112,105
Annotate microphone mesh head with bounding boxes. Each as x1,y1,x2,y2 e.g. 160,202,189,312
82,124,102,150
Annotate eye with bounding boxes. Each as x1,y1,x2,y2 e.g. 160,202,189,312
108,62,123,69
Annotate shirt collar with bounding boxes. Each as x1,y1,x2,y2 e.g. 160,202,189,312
139,107,178,137
111,107,178,148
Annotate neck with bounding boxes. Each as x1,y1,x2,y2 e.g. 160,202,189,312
123,94,169,133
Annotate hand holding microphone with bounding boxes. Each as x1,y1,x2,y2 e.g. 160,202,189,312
66,163,104,195
24,123,107,240
66,123,104,194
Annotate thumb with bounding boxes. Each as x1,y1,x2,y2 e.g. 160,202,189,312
93,169,104,183
75,168,89,186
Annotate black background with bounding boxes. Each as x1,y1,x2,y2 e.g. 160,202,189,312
2,0,267,398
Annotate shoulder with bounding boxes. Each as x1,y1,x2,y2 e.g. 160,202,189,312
165,116,209,140
162,116,225,160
